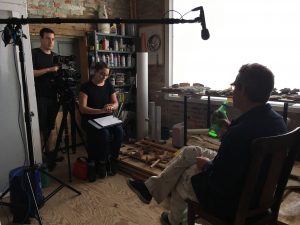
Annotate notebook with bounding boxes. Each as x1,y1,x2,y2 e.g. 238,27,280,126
88,115,122,129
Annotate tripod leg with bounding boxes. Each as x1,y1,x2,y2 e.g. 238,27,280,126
63,115,72,182
39,169,81,196
70,103,77,154
0,187,11,207
0,187,10,199
25,172,43,225
74,101,86,146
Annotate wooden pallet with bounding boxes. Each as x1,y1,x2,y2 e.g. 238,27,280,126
118,137,220,180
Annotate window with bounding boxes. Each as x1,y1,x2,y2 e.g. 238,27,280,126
169,0,300,91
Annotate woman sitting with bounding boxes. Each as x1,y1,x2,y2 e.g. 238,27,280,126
79,62,123,182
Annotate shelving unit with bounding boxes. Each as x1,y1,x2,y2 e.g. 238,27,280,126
87,30,136,103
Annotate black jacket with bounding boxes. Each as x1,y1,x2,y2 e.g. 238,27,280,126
191,104,287,219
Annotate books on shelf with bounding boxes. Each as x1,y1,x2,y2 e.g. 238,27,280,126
88,115,122,129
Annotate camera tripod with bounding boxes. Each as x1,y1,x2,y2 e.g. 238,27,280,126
47,87,86,182
0,24,81,225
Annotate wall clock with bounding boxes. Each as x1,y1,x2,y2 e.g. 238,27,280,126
147,34,161,52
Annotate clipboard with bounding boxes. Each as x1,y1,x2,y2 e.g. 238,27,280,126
88,115,122,129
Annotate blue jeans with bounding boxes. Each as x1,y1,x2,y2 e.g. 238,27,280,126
86,123,123,162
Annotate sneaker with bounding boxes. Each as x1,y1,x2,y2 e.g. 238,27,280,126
96,162,106,179
126,178,152,204
160,212,171,225
160,211,182,225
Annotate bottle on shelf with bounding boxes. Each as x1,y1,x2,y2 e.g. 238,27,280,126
113,39,119,51
101,54,106,63
110,23,117,34
95,35,99,50
110,75,115,86
91,55,95,67
120,23,125,36
208,101,228,138
127,54,132,67
114,54,118,67
119,38,124,51
110,53,114,67
117,54,121,67
102,37,109,50
96,54,100,63
121,55,126,67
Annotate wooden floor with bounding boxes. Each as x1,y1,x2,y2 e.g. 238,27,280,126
0,146,299,225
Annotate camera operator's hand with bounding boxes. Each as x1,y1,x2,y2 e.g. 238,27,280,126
33,65,60,77
48,66,60,73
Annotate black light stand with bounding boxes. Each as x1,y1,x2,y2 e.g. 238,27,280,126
0,23,81,225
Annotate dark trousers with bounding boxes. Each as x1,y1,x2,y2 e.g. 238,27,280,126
36,96,58,141
86,123,123,162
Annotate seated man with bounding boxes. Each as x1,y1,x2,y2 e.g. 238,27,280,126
127,63,287,225
79,62,123,182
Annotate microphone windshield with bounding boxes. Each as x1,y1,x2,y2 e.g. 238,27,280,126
201,29,210,40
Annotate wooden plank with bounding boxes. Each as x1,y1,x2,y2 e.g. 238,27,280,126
140,140,178,153
118,158,159,181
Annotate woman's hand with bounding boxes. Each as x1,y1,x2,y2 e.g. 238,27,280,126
103,104,115,113
196,156,211,170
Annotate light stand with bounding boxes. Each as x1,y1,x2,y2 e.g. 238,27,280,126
0,23,81,225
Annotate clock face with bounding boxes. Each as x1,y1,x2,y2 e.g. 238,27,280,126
147,34,161,52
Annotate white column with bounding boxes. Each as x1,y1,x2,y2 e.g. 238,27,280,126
136,52,148,140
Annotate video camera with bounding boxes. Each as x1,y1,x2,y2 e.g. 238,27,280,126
53,54,80,97
53,55,76,65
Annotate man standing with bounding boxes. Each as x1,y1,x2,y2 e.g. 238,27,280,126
127,63,287,225
32,28,59,158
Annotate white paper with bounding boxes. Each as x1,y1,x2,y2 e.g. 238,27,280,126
91,115,122,128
